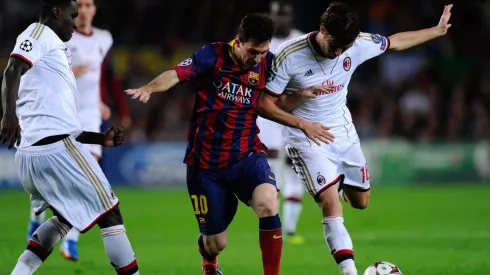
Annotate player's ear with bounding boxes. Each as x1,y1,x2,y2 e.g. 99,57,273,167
52,6,62,19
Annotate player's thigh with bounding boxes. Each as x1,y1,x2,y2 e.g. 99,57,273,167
234,153,278,211
186,165,238,236
338,142,371,208
286,145,342,200
15,152,50,215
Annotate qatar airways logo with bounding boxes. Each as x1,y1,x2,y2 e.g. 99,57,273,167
213,79,252,104
318,80,345,95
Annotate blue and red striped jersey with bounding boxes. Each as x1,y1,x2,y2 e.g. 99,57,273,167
173,41,275,169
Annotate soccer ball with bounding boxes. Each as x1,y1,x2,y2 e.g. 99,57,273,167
363,261,402,275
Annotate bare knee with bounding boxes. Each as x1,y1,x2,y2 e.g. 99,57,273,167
97,206,123,229
250,184,278,218
316,186,343,217
343,188,370,210
204,232,227,255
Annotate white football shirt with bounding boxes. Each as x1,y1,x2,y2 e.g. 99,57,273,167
10,23,82,148
257,29,304,150
266,32,389,147
65,27,113,132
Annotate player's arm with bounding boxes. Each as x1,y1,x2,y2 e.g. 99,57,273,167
389,4,452,51
125,44,217,103
76,127,124,147
0,57,31,148
259,93,334,145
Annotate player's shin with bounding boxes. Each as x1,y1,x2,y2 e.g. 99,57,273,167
13,217,70,275
282,198,302,235
323,217,357,275
259,215,283,275
27,210,46,240
100,225,139,275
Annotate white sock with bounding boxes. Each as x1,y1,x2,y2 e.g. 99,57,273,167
283,199,302,235
30,210,45,224
323,217,356,271
11,257,35,275
64,228,80,242
13,217,70,274
101,225,139,274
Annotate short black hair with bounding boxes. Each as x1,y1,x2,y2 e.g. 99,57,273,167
320,2,360,47
237,13,275,44
40,0,75,18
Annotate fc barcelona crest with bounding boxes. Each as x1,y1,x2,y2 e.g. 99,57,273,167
248,71,260,85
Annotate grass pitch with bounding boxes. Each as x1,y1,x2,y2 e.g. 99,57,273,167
0,185,489,275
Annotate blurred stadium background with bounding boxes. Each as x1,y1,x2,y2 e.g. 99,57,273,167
1,0,490,274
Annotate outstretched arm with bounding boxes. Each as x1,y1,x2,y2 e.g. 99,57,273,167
125,69,180,103
389,4,452,51
125,44,218,103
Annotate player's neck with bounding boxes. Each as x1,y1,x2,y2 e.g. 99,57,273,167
231,45,251,71
39,18,58,36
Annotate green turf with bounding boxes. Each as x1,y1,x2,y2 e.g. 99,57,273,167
1,185,489,275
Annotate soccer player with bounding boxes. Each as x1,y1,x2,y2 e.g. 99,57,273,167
265,3,453,275
1,0,139,274
126,13,333,275
257,1,306,245
25,0,115,261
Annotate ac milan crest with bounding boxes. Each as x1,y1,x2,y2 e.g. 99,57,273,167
317,174,326,185
343,56,351,71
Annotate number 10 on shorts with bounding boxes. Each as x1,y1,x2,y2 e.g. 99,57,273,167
360,164,370,184
191,194,208,214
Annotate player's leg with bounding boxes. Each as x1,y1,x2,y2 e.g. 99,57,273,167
60,144,101,262
338,141,371,210
70,138,139,274
187,165,238,274
12,151,73,274
27,208,46,241
234,152,282,275
287,145,358,275
281,156,305,244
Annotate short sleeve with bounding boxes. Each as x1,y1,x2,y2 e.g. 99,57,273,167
172,43,218,81
10,34,48,67
357,33,390,65
265,53,292,96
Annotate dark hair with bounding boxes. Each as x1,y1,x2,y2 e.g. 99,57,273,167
237,13,275,43
40,0,75,18
320,2,360,47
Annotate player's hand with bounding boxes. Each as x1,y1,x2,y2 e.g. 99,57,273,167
300,121,335,146
298,85,335,99
103,126,124,147
437,4,453,35
125,87,152,103
0,114,21,149
71,65,88,77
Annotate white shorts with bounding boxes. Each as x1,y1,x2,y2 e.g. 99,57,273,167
15,136,119,233
286,138,370,198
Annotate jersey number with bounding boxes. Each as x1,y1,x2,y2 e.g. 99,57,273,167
360,164,370,184
191,195,208,215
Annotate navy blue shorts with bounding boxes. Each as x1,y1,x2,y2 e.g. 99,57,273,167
186,152,277,235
